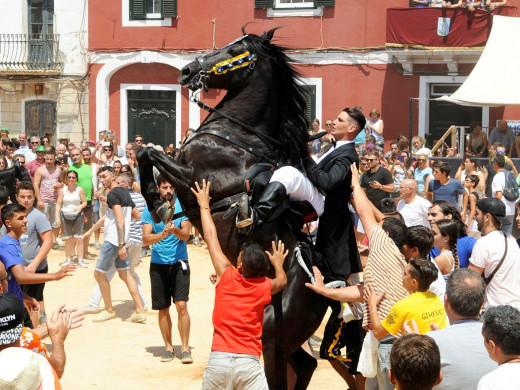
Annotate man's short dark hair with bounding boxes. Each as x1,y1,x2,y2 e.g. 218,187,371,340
81,148,91,154
0,186,8,206
380,198,396,213
16,181,35,195
156,174,171,187
434,161,451,176
390,334,441,390
1,203,26,227
390,141,398,147
406,226,434,258
240,242,269,278
382,217,408,251
383,210,404,223
446,268,485,318
409,258,438,291
431,200,467,237
343,107,367,132
494,154,506,168
482,305,520,356
466,173,480,187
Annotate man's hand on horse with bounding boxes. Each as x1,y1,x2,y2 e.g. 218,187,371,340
305,266,326,293
265,240,289,268
350,163,360,188
190,179,212,209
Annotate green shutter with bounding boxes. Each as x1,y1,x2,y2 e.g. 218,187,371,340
162,0,177,17
129,0,146,20
255,0,274,8
301,85,316,130
314,0,335,6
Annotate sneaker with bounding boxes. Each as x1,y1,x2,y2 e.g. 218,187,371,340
193,237,202,247
56,237,64,245
78,259,88,268
130,312,146,323
60,259,72,266
181,350,193,364
83,305,101,314
51,243,60,250
84,253,96,260
160,350,175,362
93,310,116,322
94,241,101,250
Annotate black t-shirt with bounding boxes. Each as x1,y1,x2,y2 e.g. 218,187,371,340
361,167,394,210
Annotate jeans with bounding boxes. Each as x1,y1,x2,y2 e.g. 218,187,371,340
202,352,268,390
89,242,147,309
95,241,129,272
365,336,395,390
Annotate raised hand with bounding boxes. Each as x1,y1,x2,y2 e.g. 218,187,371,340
190,179,211,209
265,240,289,268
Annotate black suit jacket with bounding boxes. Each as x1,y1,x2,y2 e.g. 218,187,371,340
304,142,362,277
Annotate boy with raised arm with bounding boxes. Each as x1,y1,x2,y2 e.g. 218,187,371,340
191,179,288,390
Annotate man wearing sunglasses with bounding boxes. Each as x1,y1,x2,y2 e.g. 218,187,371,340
24,137,40,163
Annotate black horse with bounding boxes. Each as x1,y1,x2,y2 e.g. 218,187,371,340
0,163,31,202
138,29,328,389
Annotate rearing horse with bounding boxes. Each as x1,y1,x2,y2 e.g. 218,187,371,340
138,29,328,389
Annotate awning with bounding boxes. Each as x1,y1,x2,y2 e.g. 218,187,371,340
438,15,520,107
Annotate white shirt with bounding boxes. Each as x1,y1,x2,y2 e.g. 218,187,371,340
316,140,353,164
397,195,431,228
470,230,520,310
492,170,516,216
478,363,520,390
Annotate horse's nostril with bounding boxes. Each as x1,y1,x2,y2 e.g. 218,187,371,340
182,67,191,77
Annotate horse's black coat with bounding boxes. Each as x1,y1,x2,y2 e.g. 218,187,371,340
138,29,329,389
0,164,31,203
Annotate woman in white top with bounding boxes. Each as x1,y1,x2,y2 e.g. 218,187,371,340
432,219,460,279
55,170,87,267
455,155,485,195
366,109,384,148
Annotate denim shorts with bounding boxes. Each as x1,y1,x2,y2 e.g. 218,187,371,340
202,352,268,390
95,241,129,273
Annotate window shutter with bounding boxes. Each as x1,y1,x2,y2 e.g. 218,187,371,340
301,85,316,130
129,0,146,20
255,0,274,8
314,0,335,6
162,0,177,18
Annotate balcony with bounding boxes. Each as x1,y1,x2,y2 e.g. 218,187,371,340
385,6,517,75
0,34,63,76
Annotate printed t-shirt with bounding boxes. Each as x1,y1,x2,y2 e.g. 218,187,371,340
428,179,465,205
69,163,93,201
362,224,408,329
20,208,51,271
0,234,24,300
141,199,188,265
381,291,447,335
212,267,271,357
104,187,135,247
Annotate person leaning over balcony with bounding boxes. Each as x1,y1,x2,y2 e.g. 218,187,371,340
486,0,509,10
488,120,515,157
466,122,487,157
442,0,463,7
411,0,429,7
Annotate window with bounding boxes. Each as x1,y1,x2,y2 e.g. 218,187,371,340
255,0,334,8
129,0,177,20
275,0,315,9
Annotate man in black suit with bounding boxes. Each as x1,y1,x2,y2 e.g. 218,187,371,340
238,107,365,285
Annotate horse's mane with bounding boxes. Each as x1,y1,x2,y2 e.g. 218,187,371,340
243,28,309,165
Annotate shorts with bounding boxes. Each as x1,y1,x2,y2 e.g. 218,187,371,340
61,213,84,239
43,202,58,228
83,202,94,230
22,265,48,302
320,306,365,375
150,261,190,310
95,241,130,273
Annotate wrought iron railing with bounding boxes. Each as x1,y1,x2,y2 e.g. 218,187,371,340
0,34,63,73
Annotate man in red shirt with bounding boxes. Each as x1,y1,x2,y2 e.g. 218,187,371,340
191,179,288,389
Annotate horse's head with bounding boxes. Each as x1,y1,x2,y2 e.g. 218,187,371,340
179,30,276,92
14,161,31,182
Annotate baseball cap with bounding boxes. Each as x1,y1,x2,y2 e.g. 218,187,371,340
0,347,55,390
36,145,46,152
88,140,96,145
1,127,8,133
477,198,506,218
0,293,24,345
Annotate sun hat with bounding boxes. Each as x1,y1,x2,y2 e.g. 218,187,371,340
0,293,24,345
0,347,55,390
36,145,46,152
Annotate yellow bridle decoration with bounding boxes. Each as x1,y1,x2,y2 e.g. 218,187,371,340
208,51,256,75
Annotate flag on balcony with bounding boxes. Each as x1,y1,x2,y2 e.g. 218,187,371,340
437,17,450,37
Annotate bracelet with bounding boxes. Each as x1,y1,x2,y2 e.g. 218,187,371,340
200,206,210,210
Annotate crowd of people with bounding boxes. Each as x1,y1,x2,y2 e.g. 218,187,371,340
0,110,520,389
410,0,508,11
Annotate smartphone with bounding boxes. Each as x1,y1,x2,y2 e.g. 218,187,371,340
397,155,405,163
103,142,111,146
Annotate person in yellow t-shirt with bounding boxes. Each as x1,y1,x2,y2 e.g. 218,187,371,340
367,257,447,339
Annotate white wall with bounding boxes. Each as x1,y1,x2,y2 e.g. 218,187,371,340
0,0,26,35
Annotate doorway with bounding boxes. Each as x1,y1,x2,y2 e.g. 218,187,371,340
127,90,176,147
24,100,56,138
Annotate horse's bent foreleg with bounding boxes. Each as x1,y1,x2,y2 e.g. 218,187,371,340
287,347,317,390
263,298,288,389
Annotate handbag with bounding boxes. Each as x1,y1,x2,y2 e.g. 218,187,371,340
61,212,82,222
484,231,508,285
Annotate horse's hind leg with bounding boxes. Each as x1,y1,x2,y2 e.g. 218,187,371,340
288,347,317,390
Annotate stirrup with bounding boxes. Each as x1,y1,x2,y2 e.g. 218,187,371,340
155,201,175,225
235,194,253,228
236,218,254,228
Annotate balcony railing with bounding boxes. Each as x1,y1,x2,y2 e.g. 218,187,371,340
0,34,63,75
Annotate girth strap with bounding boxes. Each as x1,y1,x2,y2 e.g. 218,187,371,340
171,192,245,220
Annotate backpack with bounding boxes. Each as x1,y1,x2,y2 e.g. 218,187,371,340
502,170,519,202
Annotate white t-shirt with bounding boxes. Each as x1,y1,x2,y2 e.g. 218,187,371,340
478,363,520,390
397,195,431,228
429,260,446,304
469,230,520,310
492,170,516,216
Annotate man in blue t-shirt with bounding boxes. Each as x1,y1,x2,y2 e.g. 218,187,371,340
142,175,192,364
427,161,464,205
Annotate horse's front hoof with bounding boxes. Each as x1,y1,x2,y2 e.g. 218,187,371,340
154,201,175,225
